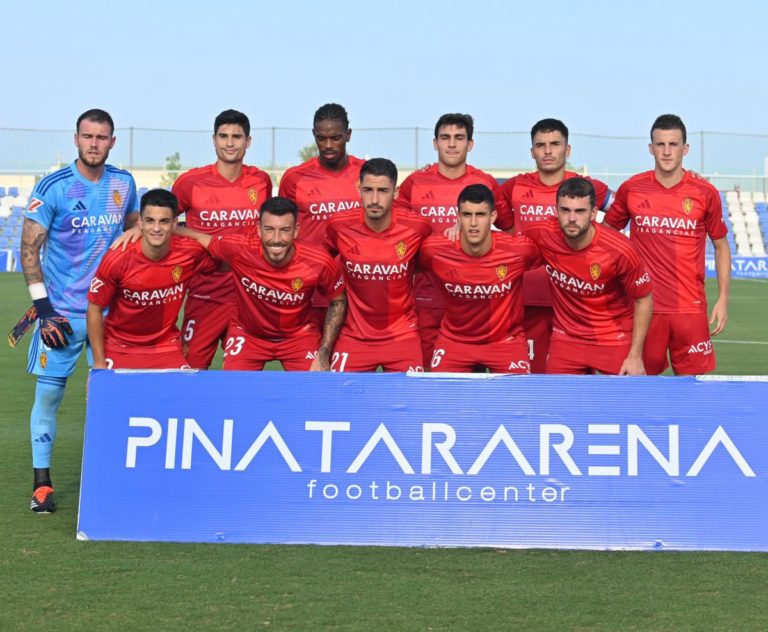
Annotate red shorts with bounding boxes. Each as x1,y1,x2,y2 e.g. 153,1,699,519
643,312,715,375
332,333,424,373
181,298,238,369
546,338,630,375
523,305,553,375
222,323,320,371
430,336,531,373
416,305,444,368
104,344,190,370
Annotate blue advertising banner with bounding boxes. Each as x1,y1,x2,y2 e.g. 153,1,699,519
706,255,768,278
78,371,768,550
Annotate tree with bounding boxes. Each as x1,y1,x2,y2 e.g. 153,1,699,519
159,152,182,189
299,143,319,162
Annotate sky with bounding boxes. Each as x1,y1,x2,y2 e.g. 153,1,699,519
4,0,768,136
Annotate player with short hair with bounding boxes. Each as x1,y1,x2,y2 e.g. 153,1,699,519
87,189,217,369
603,114,730,375
19,108,139,513
394,113,508,365
498,118,614,373
325,158,431,372
171,109,273,369
419,184,541,373
526,178,653,375
278,104,365,326
179,196,346,371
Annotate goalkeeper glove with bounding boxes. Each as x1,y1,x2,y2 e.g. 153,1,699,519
33,297,73,349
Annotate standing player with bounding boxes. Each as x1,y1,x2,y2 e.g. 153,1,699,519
172,109,273,369
325,158,431,372
498,119,613,373
604,114,730,375
19,109,139,513
87,189,216,369
526,178,653,375
278,104,365,325
419,184,541,373
394,113,507,365
179,197,346,371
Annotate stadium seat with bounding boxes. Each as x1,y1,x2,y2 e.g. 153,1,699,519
727,202,742,215
7,187,18,198
739,191,753,204
753,192,766,203
0,187,5,197
725,190,739,203
752,243,766,256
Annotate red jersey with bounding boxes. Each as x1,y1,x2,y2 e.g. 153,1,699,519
526,219,652,345
395,163,508,309
278,155,365,246
88,236,216,349
604,170,727,314
325,208,432,343
207,235,344,340
500,171,612,307
172,164,273,304
418,233,541,344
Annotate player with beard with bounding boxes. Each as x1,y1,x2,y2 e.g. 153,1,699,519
16,108,138,513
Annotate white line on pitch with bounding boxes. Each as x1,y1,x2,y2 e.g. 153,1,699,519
714,339,768,345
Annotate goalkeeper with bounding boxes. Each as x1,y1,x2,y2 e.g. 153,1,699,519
14,109,139,513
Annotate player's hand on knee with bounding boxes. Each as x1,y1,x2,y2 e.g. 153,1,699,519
33,297,73,348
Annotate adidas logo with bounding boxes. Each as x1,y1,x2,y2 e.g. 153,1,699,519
638,199,651,210
34,433,52,443
308,187,322,197
522,189,535,199
421,190,436,201
73,200,87,211
305,351,317,360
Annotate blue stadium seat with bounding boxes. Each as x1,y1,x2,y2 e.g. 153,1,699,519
7,186,19,197
756,202,767,211
0,187,5,197
10,206,23,216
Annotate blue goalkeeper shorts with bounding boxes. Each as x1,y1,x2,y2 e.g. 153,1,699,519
27,317,92,377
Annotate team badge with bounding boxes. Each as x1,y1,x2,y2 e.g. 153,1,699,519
40,352,48,369
291,278,303,292
682,197,694,215
28,198,43,213
172,265,183,283
395,240,407,258
248,188,259,206
496,265,508,281
590,264,602,281
113,190,123,207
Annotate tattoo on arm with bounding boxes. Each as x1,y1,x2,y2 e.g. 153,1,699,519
20,219,47,286
318,296,347,358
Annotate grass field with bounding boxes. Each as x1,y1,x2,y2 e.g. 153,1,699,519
1,272,767,631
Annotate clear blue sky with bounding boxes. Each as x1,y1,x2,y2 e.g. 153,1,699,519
4,0,766,135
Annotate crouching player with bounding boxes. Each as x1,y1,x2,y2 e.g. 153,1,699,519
87,189,217,368
180,196,346,371
419,184,540,373
525,178,653,375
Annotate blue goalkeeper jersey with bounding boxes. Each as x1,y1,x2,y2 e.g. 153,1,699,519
24,161,139,318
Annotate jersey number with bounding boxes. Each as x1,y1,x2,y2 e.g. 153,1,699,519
527,339,534,361
184,320,196,342
431,348,445,369
331,352,349,372
224,336,245,357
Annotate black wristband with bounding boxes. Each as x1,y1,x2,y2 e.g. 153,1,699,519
33,296,55,318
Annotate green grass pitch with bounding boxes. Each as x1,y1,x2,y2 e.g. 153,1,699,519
1,273,767,630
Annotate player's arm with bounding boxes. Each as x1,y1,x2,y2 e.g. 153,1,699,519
19,218,73,348
86,302,108,369
175,225,214,249
619,293,653,376
709,236,731,336
310,291,347,371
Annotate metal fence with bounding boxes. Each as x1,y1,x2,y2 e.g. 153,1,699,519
2,127,768,192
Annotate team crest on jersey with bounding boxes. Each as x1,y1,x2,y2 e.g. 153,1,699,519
172,265,183,283
291,278,304,292
395,240,407,258
112,190,123,207
496,265,508,281
682,197,694,215
40,352,48,369
248,188,259,206
27,198,44,213
590,264,602,281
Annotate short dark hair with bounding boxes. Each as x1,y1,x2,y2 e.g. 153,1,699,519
214,109,250,137
313,103,349,130
651,114,687,144
557,177,595,208
434,113,474,141
457,184,495,210
530,118,568,143
259,196,298,222
140,189,179,216
76,109,114,135
360,158,397,184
